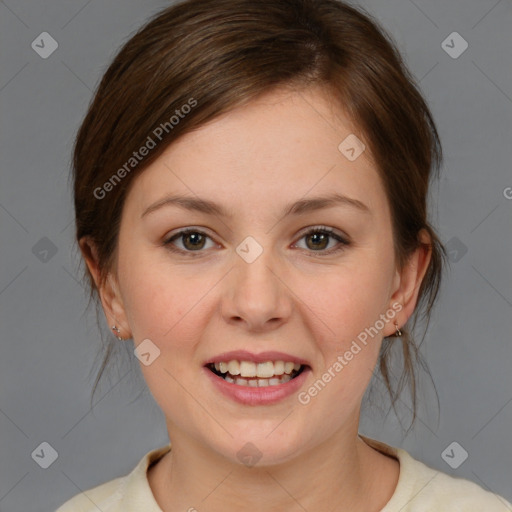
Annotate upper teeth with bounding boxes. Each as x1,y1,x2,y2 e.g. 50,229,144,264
214,360,301,378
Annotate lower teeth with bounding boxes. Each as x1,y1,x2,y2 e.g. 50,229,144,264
226,374,292,386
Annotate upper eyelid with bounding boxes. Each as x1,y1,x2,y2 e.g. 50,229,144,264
166,227,217,243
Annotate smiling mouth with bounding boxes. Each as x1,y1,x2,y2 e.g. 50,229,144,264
206,361,307,387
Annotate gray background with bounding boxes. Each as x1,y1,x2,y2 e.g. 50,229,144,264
0,0,511,511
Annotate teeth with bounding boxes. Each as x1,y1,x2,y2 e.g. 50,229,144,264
213,359,303,378
239,361,257,377
273,360,285,375
228,375,293,387
256,361,275,378
214,366,302,388
209,359,306,387
227,360,240,375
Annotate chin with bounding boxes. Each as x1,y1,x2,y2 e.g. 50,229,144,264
212,428,308,468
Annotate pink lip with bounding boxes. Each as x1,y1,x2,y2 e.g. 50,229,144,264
203,350,310,366
203,365,311,406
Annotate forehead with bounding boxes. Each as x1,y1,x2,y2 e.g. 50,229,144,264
124,86,387,221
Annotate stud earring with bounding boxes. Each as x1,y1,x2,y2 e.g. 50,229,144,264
111,325,124,341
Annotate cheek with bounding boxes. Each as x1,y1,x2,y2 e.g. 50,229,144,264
300,250,395,406
117,247,187,342
117,254,211,416
313,262,393,344
298,269,388,428
118,248,221,362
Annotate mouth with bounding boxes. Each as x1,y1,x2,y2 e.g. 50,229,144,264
206,360,307,387
203,351,312,405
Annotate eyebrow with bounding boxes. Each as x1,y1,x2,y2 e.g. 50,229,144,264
141,192,371,219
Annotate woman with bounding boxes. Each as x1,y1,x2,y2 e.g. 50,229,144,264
57,0,511,510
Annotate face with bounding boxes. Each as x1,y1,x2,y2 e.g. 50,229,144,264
95,86,426,466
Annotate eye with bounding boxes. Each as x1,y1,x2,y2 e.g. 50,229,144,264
164,228,216,254
163,225,350,256
294,226,350,255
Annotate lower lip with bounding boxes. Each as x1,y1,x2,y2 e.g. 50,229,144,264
203,366,311,405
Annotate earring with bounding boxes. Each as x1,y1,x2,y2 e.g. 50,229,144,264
111,325,124,341
394,321,402,337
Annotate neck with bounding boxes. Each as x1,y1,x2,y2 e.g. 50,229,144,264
148,424,399,512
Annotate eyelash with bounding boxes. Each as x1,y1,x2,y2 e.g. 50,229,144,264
163,226,350,257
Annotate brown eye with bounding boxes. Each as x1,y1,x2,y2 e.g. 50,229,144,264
164,229,215,254
295,227,350,255
181,232,206,250
305,231,330,250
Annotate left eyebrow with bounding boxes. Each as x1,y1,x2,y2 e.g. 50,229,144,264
140,192,371,219
283,192,371,216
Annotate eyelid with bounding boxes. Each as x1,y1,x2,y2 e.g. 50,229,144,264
166,226,214,239
296,224,344,238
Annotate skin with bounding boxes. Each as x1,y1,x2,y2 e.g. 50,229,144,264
81,85,431,511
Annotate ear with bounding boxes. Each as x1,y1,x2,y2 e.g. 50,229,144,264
79,236,131,340
383,229,432,337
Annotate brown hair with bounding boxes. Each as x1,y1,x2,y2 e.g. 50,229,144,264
73,0,446,426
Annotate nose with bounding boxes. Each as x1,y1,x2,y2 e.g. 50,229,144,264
221,247,292,333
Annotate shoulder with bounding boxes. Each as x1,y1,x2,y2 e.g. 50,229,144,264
55,444,171,512
360,435,512,512
401,455,512,511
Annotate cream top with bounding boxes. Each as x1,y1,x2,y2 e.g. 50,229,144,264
56,435,512,511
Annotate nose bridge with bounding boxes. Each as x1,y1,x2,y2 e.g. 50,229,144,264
223,235,291,329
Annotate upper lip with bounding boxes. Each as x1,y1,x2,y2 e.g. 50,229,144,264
204,350,310,366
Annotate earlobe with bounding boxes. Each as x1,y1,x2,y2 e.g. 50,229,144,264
79,236,131,340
